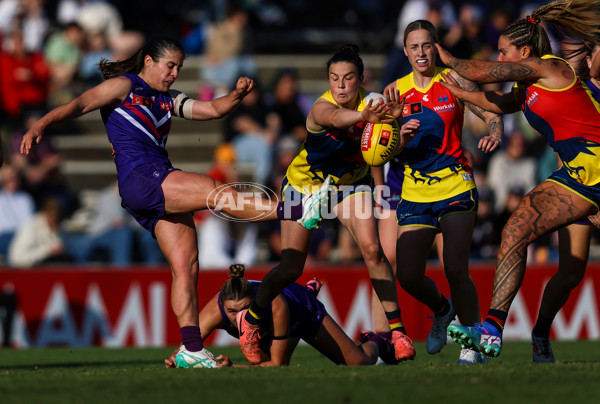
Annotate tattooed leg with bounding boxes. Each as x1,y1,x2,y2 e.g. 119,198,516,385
490,181,596,312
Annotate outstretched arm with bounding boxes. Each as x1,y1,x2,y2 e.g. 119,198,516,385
307,96,393,132
435,43,548,84
21,76,130,155
447,71,503,153
439,71,520,115
191,76,255,120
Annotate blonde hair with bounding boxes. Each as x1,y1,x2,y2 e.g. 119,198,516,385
502,0,600,58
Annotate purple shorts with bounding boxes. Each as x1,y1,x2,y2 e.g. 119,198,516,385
381,166,403,211
118,162,177,236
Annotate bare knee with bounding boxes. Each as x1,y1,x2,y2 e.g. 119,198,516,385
361,242,384,264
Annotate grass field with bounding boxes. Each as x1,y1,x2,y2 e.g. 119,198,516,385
1,341,599,404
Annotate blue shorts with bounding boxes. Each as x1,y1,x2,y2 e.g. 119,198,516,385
118,162,178,236
548,167,600,209
281,175,373,206
396,188,478,231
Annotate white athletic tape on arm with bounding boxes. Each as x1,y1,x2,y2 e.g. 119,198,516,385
171,91,195,119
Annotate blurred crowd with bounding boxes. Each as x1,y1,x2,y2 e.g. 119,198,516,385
0,0,598,268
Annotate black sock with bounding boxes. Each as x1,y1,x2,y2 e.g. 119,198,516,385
245,303,266,326
485,309,507,332
385,309,406,334
532,312,553,338
432,295,449,317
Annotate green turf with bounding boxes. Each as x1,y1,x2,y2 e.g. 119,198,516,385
1,341,599,404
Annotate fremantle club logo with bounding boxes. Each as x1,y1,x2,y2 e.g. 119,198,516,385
206,182,279,222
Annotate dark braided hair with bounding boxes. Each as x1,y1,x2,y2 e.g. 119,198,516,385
219,264,255,302
326,44,364,77
98,35,185,80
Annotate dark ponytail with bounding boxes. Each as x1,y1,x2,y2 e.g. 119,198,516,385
99,35,185,80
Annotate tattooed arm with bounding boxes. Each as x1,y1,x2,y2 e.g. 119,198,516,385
436,44,541,83
440,70,519,113
447,70,503,153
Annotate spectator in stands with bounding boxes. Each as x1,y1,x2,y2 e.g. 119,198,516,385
0,24,50,129
43,22,85,104
470,186,499,261
0,0,48,52
223,83,277,185
63,180,134,265
444,3,490,61
0,164,35,260
197,143,259,267
9,108,78,216
265,67,311,144
200,4,256,99
8,196,74,267
486,130,537,214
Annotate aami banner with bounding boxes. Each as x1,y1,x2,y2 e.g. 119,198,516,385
0,263,598,347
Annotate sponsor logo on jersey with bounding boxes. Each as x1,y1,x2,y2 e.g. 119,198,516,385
423,94,429,102
403,102,423,116
132,94,152,106
462,173,473,181
433,103,456,112
160,102,171,111
526,90,539,107
438,95,448,103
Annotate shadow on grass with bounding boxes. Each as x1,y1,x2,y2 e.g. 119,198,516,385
1,359,161,370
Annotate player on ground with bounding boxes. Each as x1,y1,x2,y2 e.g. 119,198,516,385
435,0,600,358
376,20,502,365
20,36,330,368
237,44,418,365
164,264,395,367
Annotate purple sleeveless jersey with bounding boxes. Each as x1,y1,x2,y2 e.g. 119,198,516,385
100,74,179,234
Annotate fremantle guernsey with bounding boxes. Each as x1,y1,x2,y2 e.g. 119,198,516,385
394,67,475,203
514,55,600,187
101,73,175,184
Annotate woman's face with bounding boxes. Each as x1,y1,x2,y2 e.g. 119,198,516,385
497,35,525,62
328,61,363,108
222,296,252,327
142,49,184,92
404,29,437,75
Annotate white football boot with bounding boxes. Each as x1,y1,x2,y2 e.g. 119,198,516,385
175,345,218,368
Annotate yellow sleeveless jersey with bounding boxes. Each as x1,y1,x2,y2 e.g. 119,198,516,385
395,67,475,202
285,87,372,190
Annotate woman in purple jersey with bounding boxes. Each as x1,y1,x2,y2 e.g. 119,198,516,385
20,36,329,369
164,264,394,367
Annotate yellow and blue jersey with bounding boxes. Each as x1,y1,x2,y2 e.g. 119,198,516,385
514,55,600,187
394,67,475,203
285,87,372,190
